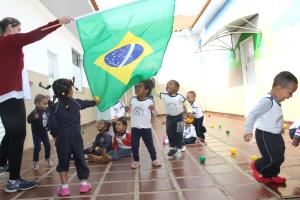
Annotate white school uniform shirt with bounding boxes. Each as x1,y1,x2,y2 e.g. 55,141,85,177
245,93,283,134
290,120,300,130
129,96,153,129
111,100,125,119
160,92,186,116
183,124,197,139
191,101,203,118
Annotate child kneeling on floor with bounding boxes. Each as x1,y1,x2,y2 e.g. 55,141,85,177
84,120,112,162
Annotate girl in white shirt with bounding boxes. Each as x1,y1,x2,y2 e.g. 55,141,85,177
127,79,161,169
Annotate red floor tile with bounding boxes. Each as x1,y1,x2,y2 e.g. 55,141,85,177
182,187,227,200
205,164,238,174
140,191,179,200
225,183,276,200
139,169,169,180
212,172,253,185
98,181,134,194
139,179,174,192
96,194,134,200
176,176,214,189
104,171,135,182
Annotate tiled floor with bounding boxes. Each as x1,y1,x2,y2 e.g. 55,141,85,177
1,114,300,199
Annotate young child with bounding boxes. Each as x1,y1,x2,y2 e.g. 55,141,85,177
159,80,193,158
289,120,300,146
127,79,161,169
182,116,197,151
111,100,125,134
27,94,53,169
244,71,298,184
48,78,99,196
186,91,206,144
84,120,112,162
108,118,132,161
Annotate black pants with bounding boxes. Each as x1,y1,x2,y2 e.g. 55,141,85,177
166,114,183,149
193,117,206,139
254,129,285,178
56,133,89,180
131,128,157,162
0,98,26,180
32,130,51,162
183,137,196,145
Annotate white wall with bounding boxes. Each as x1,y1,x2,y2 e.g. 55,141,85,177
0,0,89,87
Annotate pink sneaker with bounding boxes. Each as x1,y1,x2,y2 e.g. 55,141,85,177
152,159,162,167
57,187,71,196
131,161,139,169
79,183,92,193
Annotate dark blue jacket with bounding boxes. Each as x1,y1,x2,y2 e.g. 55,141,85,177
92,132,112,151
48,98,96,138
27,107,49,134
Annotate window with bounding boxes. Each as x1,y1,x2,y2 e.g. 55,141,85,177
48,51,59,96
72,49,83,91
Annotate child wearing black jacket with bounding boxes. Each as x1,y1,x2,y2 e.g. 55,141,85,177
27,94,53,169
48,78,99,196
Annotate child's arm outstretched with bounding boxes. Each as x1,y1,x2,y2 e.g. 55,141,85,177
75,97,100,110
244,98,273,142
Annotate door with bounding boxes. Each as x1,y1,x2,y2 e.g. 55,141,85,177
240,36,256,115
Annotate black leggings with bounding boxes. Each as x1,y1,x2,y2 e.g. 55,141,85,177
0,98,26,180
32,130,51,162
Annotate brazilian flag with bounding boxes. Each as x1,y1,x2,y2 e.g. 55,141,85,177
76,0,175,111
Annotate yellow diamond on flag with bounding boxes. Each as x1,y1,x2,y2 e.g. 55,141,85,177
94,32,154,85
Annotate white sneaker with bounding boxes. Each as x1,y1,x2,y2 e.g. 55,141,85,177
33,162,39,169
175,150,182,159
181,146,186,152
46,159,54,167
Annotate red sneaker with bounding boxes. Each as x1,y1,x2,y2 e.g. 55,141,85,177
270,176,286,184
250,161,271,183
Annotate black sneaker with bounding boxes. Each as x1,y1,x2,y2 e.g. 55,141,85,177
167,148,177,157
5,178,37,193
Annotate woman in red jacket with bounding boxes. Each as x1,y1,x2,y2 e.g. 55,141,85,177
0,16,72,193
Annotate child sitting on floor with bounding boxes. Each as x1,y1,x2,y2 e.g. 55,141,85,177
182,115,197,151
84,120,112,162
108,118,132,161
289,120,300,146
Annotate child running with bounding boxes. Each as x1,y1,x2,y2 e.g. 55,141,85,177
84,120,112,162
127,79,161,169
27,94,53,169
159,80,193,158
48,78,99,196
244,71,298,184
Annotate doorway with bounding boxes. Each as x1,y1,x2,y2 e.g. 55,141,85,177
240,36,256,115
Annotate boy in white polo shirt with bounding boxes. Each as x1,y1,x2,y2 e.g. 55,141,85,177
160,80,193,158
244,71,298,184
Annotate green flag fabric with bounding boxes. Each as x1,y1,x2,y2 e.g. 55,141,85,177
76,0,175,111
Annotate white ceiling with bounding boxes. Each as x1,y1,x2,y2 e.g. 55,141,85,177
39,0,94,38
39,0,207,38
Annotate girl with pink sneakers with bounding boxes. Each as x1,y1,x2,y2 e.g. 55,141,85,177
48,78,99,196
